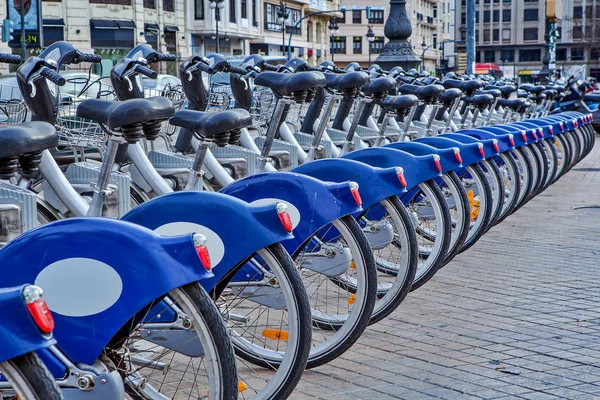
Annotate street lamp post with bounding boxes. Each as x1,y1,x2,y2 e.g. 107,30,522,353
366,25,375,67
420,38,427,73
277,2,290,56
208,0,225,53
328,17,339,62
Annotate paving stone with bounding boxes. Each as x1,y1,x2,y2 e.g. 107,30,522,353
290,138,600,399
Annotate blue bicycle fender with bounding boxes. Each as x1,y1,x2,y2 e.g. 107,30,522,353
0,285,56,363
292,158,406,208
343,147,442,191
441,133,501,158
414,136,485,167
456,129,515,153
122,191,291,290
507,122,543,142
0,218,211,366
219,172,361,255
521,118,558,138
474,126,529,147
384,142,462,173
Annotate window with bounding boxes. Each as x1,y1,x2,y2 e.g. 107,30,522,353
352,10,361,24
163,0,174,12
502,10,511,22
573,26,583,39
253,0,257,26
493,10,499,22
265,4,300,34
432,33,437,49
519,49,540,61
194,0,204,19
369,10,384,24
460,30,466,41
523,28,538,40
586,5,593,17
339,11,346,24
596,6,600,18
461,13,466,24
476,51,481,62
353,36,362,54
483,29,491,42
493,29,499,41
502,28,510,40
573,6,583,19
370,36,385,53
524,0,537,2
433,6,437,18
241,0,247,18
523,9,538,21
484,50,495,63
503,0,511,3
90,0,131,4
331,36,346,53
476,12,479,23
500,49,514,62
571,47,584,60
484,10,490,22
556,48,567,61
230,0,236,22
144,0,155,8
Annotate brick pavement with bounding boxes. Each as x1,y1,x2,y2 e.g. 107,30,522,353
291,136,600,399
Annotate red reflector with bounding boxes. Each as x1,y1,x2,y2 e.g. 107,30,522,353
477,143,485,158
521,131,528,143
538,128,543,138
574,120,578,128
559,122,564,132
453,148,463,165
23,286,54,334
509,134,515,147
549,126,554,135
395,167,407,188
493,140,499,153
433,155,442,173
531,129,537,140
276,202,294,233
349,181,362,207
193,234,212,270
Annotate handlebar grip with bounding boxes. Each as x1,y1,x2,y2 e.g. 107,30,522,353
263,63,279,72
158,53,177,62
228,66,247,75
304,65,320,72
40,68,66,86
134,64,158,79
80,53,102,63
0,54,21,65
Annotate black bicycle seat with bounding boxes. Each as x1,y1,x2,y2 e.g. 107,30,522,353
380,94,418,113
254,71,326,97
479,88,501,98
463,93,494,108
543,89,557,99
438,88,462,105
498,85,516,98
498,98,526,111
170,109,252,142
0,122,57,160
442,79,481,95
361,76,397,98
325,71,369,92
519,83,534,92
398,84,445,103
77,97,175,129
530,85,545,95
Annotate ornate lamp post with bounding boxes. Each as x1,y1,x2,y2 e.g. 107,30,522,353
328,17,339,62
366,25,375,67
277,2,290,56
375,0,420,70
208,0,225,53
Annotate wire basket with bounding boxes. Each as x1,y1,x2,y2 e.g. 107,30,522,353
250,87,276,131
208,83,232,111
0,85,27,125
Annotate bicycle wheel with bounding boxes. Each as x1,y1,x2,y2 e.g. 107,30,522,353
536,140,558,193
0,353,63,400
528,143,549,196
512,148,534,212
494,153,521,223
402,180,452,290
107,283,238,400
457,164,493,252
361,196,418,324
438,172,470,265
552,134,571,181
295,215,377,368
216,244,311,399
480,159,505,229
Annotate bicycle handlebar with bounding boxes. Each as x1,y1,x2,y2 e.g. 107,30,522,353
40,68,66,86
0,54,21,65
228,65,247,75
263,63,279,72
156,53,177,62
134,64,158,79
79,53,102,63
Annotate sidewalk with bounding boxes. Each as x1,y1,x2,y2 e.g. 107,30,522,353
292,137,600,399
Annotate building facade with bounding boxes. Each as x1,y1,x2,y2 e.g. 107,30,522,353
332,0,451,72
454,0,600,81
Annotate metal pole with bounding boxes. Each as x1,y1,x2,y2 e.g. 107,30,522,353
20,0,26,60
331,34,334,62
216,6,220,53
287,9,344,60
466,0,476,75
368,44,371,66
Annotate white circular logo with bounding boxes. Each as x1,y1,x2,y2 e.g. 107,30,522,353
35,258,123,317
154,222,225,267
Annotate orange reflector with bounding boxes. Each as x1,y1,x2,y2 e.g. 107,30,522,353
350,260,356,270
348,294,357,305
262,329,289,340
238,382,248,392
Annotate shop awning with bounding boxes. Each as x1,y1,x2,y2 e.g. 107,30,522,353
118,20,136,29
144,23,160,32
90,19,119,29
43,19,64,27
164,25,179,32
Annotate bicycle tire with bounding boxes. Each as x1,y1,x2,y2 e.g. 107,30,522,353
480,159,505,229
0,353,64,400
438,171,470,265
458,164,493,253
494,153,521,223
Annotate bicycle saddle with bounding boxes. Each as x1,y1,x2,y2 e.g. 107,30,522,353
254,71,326,98
463,93,494,108
498,98,526,111
543,89,557,99
0,122,57,160
398,84,445,104
77,97,175,130
380,94,418,114
519,83,534,92
497,85,516,99
170,109,252,144
438,88,462,105
324,71,369,92
441,79,481,96
478,88,501,98
361,76,396,98
530,85,545,95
